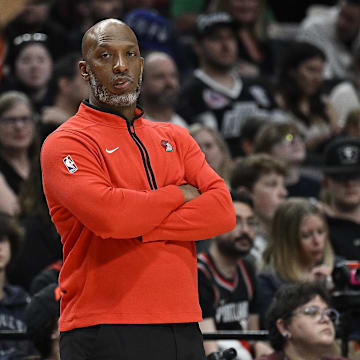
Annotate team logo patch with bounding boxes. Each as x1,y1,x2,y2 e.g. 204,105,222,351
161,140,173,152
63,155,78,173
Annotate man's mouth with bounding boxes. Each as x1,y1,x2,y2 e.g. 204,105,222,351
113,77,133,90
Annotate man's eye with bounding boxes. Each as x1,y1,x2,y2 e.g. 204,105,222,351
101,53,110,58
127,51,136,57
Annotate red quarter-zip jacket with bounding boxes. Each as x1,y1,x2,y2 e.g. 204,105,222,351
40,101,235,332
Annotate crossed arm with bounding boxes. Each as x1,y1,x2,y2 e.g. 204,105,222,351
41,130,235,241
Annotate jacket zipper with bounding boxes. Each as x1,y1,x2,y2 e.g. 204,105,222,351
127,122,158,190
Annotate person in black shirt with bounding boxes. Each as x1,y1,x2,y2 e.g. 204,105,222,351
322,137,360,260
197,191,272,359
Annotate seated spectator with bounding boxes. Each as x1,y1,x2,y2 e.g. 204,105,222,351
213,0,277,80
255,282,345,360
321,137,360,261
3,0,68,60
7,157,62,291
0,212,37,358
257,198,336,328
273,41,341,160
238,115,267,156
230,154,287,266
24,283,60,360
40,52,88,141
253,120,321,198
297,0,360,81
140,51,188,128
190,124,233,185
0,91,39,215
2,33,54,113
176,12,275,158
198,191,272,359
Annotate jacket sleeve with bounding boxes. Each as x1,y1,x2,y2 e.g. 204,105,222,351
41,130,184,239
142,127,236,242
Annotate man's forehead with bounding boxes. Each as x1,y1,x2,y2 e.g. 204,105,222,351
233,201,253,216
85,20,138,51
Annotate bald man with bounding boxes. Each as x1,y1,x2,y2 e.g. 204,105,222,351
40,19,235,360
141,51,188,128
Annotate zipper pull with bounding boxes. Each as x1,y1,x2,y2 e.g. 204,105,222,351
129,123,135,134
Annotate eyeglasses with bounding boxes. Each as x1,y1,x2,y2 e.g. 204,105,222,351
293,305,339,324
0,116,33,125
279,133,302,146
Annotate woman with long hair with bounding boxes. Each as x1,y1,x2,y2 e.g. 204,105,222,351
257,197,336,327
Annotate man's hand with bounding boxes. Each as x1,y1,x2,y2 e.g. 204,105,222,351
179,184,200,203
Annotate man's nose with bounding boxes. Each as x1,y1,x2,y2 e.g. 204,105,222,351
113,53,127,73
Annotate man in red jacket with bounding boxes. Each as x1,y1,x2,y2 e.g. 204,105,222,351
40,18,235,360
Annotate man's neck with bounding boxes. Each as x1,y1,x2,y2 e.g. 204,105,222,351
285,164,300,186
209,243,238,279
200,65,235,90
331,201,360,223
89,97,137,122
144,104,173,122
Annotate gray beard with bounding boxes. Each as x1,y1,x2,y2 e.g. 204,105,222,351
88,70,141,107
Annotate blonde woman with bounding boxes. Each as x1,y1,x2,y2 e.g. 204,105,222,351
256,197,336,327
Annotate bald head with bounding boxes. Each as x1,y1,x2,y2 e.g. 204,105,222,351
81,18,138,60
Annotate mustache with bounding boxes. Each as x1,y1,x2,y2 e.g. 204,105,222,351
235,234,253,242
113,75,135,83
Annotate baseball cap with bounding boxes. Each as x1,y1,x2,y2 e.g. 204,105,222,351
124,9,173,54
323,137,360,177
195,12,236,39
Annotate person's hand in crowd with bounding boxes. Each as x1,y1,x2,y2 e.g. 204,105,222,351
253,340,274,358
310,264,332,282
179,184,201,202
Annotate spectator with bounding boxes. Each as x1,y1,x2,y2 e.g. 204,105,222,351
253,120,321,198
321,136,360,261
213,0,276,80
2,34,54,113
255,282,345,360
297,0,360,80
273,41,340,159
124,8,176,56
3,0,68,61
0,91,39,215
7,157,62,292
238,115,267,156
140,51,188,128
0,212,37,358
176,12,274,158
190,124,233,184
198,191,272,359
257,198,336,327
40,52,89,141
24,283,61,360
230,154,287,266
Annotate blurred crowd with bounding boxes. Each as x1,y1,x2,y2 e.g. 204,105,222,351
1,0,360,359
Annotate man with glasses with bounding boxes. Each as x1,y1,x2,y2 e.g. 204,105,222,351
197,191,272,359
322,137,360,261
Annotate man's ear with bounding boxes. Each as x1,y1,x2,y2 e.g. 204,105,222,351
79,60,89,81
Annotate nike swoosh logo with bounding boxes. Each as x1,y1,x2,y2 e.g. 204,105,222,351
106,147,119,154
